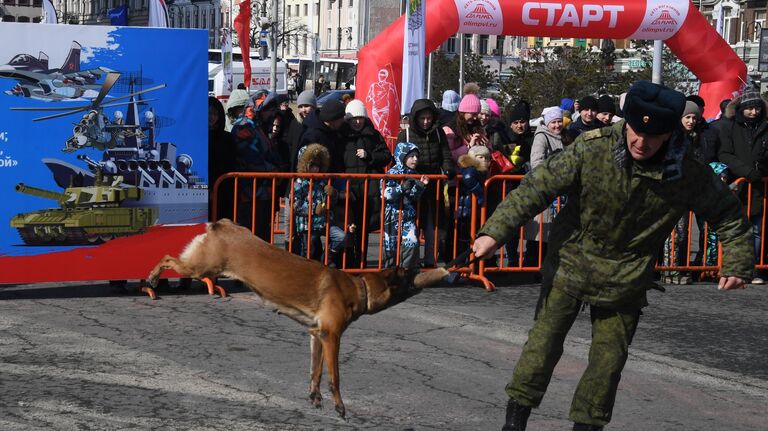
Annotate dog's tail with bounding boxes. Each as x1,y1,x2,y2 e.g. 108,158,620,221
413,268,450,288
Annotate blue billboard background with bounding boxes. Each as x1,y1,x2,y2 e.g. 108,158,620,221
0,23,208,257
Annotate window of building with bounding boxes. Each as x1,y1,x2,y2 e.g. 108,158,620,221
327,0,332,10
17,15,30,22
302,34,308,55
463,34,472,53
295,4,299,16
349,0,353,7
479,35,489,55
754,10,766,41
446,35,456,53
304,4,308,16
327,28,332,47
287,5,291,16
495,36,505,55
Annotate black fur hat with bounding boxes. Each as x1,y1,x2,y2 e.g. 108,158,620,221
623,81,686,135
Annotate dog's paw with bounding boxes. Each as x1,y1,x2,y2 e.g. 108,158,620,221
309,391,322,408
147,274,159,288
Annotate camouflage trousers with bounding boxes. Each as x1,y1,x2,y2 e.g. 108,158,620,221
506,287,640,426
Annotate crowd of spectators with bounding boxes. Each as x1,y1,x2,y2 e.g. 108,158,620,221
208,81,768,280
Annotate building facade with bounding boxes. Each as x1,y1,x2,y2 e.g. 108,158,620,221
1,0,43,23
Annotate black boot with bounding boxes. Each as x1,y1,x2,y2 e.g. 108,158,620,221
573,423,603,431
501,398,531,431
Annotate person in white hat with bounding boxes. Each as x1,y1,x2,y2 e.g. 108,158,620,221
339,99,393,267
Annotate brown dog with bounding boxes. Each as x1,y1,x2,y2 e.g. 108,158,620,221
147,218,447,419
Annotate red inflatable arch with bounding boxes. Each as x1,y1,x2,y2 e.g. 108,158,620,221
358,0,744,138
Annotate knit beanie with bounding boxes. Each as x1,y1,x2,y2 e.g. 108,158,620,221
579,95,599,111
296,89,317,107
686,94,705,110
542,107,564,125
479,99,490,114
442,90,460,112
682,100,701,118
458,94,481,114
486,98,501,118
344,99,367,119
739,88,763,110
468,144,490,158
560,98,575,112
507,100,531,122
597,95,616,115
318,100,346,122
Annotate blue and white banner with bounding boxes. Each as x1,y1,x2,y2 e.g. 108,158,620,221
401,0,425,115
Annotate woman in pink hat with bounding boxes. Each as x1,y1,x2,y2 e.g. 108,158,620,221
444,93,491,166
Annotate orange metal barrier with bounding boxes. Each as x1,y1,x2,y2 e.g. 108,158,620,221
212,172,766,288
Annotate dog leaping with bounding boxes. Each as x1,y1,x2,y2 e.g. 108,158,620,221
147,218,447,419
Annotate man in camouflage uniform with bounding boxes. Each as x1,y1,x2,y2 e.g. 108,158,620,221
472,81,753,431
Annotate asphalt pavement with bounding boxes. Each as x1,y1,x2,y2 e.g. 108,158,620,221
0,276,766,430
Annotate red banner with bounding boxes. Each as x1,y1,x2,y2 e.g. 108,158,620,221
234,0,252,90
358,0,744,131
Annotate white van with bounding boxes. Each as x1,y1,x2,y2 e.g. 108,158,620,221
209,60,288,101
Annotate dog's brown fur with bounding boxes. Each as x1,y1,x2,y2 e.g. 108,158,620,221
148,218,447,418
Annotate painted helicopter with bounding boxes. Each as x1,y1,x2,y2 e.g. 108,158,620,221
10,71,167,152
0,41,114,101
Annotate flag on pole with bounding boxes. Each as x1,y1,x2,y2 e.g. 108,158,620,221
41,0,58,24
234,0,252,90
108,4,129,26
221,28,234,93
401,0,426,115
148,0,169,28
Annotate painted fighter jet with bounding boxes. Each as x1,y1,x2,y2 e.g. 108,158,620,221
0,41,114,101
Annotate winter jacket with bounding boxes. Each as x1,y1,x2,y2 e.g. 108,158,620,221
293,144,333,233
208,97,237,220
479,120,753,310
566,116,601,140
300,110,345,172
340,117,392,203
231,114,282,199
457,154,487,219
530,127,565,169
485,117,513,155
397,99,455,177
718,94,768,217
504,129,534,173
382,142,426,253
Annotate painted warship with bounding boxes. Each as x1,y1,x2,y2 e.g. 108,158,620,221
38,73,208,225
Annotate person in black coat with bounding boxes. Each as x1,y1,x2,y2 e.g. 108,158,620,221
338,99,393,267
398,98,455,266
719,88,768,282
300,100,347,172
208,96,236,221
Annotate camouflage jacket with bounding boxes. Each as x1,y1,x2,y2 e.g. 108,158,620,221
478,121,754,309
